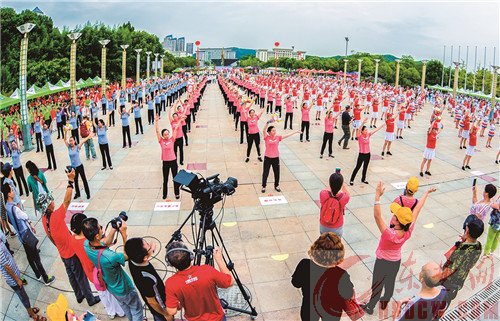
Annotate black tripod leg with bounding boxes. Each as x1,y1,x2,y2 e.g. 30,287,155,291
211,224,258,317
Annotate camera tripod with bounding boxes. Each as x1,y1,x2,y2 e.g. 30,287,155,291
168,200,258,319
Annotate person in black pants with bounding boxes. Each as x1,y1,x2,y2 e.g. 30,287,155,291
156,115,181,199
338,106,352,149
132,102,144,135
96,118,113,170
42,124,57,170
320,111,338,158
349,119,385,185
169,104,186,165
246,109,265,162
261,123,300,193
284,97,294,130
119,107,132,148
300,103,312,142
362,183,434,315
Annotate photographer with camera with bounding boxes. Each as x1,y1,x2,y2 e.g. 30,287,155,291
164,241,234,321
41,169,99,306
82,214,144,321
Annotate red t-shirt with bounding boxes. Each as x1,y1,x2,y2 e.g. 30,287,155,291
247,116,260,134
386,118,395,133
165,265,232,321
70,236,94,280
398,110,405,121
42,204,75,259
324,117,334,133
159,137,176,161
426,131,437,149
301,108,310,122
372,101,379,112
264,135,282,158
469,128,477,146
353,108,362,120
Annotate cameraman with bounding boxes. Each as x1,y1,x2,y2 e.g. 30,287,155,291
165,242,234,321
82,217,144,321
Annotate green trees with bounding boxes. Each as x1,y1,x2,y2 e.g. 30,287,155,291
0,8,192,95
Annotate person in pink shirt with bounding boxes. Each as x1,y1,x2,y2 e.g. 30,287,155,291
246,107,265,163
349,118,385,185
283,96,294,130
361,182,435,315
239,100,250,144
156,114,181,200
261,121,300,193
300,102,313,142
169,100,187,165
319,172,350,237
320,109,339,159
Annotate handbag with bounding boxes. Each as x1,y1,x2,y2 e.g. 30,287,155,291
11,206,38,248
342,290,365,321
92,248,107,291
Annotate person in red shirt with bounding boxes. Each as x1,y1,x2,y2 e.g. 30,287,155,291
462,120,480,171
350,105,362,141
459,113,471,149
420,121,442,177
370,97,379,128
396,106,406,139
165,242,233,321
381,113,395,156
41,169,100,306
320,109,339,159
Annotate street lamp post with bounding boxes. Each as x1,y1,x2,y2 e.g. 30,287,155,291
134,49,142,85
357,59,363,84
343,59,348,84
395,59,401,88
452,61,460,100
68,32,82,106
120,45,129,90
464,45,469,90
472,46,478,92
374,59,380,84
344,37,349,57
491,66,499,107
195,41,201,68
99,39,110,95
17,22,36,151
146,51,152,80
160,55,165,78
421,60,428,92
154,53,159,78
274,42,280,71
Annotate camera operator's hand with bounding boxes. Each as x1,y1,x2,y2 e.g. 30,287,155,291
119,221,128,234
67,169,75,182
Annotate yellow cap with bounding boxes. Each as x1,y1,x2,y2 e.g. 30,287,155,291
406,176,419,194
390,202,413,226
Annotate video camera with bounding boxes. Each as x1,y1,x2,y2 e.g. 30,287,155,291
173,170,238,206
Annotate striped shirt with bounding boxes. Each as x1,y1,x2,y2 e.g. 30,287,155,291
0,239,21,286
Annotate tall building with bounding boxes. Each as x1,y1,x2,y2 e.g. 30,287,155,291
177,37,186,52
256,47,306,62
186,43,194,55
163,35,177,52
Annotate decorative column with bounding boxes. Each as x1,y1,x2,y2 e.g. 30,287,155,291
357,59,363,84
373,59,380,84
160,54,165,78
99,39,110,94
154,53,159,78
120,45,129,89
421,60,428,90
17,22,36,151
146,51,152,80
343,59,348,84
452,61,460,100
68,32,82,106
274,41,280,71
491,66,499,107
135,49,142,85
395,59,401,88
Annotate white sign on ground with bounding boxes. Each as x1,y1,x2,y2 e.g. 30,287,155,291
154,202,181,211
259,196,288,206
68,202,89,211
470,171,485,176
391,182,407,190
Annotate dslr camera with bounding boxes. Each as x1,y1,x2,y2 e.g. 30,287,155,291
110,211,128,230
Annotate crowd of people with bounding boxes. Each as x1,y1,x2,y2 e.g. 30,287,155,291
0,69,499,321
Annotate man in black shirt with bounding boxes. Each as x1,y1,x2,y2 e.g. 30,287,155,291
338,106,352,149
125,237,170,321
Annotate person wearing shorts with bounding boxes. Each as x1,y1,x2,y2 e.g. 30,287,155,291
420,121,441,177
396,107,406,139
381,113,395,156
462,120,479,171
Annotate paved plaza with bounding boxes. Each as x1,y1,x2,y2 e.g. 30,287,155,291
1,83,499,321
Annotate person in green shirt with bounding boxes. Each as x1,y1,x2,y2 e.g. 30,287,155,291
25,161,49,213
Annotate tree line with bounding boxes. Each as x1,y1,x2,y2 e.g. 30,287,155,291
0,7,196,95
239,54,499,96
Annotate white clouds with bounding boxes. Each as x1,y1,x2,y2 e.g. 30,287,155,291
4,0,499,61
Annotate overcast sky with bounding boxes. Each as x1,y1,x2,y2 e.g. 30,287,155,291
5,0,500,65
